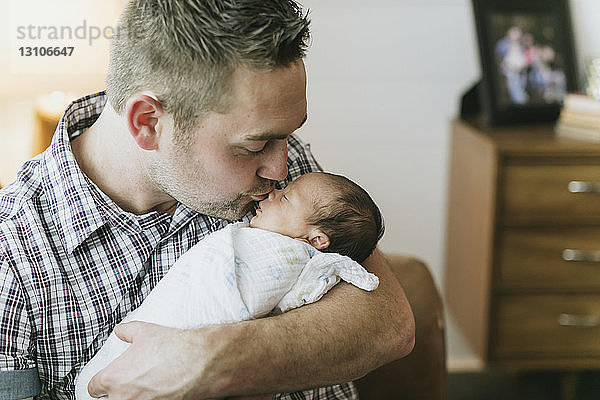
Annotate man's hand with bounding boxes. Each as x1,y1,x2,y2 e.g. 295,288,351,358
88,322,214,400
88,322,277,400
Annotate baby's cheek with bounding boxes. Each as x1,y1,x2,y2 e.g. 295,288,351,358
250,214,268,230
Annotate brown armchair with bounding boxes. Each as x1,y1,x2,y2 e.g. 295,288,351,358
355,254,446,399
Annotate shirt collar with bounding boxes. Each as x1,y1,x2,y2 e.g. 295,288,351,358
41,92,171,254
40,91,256,254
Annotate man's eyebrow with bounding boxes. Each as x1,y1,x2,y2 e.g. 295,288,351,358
244,114,308,141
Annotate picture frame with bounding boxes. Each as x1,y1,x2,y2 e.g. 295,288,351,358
472,0,578,125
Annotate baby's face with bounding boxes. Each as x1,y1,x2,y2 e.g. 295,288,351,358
249,173,319,239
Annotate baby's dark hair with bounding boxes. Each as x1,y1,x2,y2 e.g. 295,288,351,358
306,173,385,263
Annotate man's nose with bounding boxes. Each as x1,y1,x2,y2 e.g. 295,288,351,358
257,139,288,182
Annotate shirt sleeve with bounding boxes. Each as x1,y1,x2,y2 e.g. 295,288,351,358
276,382,359,400
0,253,41,399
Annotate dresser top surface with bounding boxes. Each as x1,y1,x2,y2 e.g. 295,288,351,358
454,118,600,156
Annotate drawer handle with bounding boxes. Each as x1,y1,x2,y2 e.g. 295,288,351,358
562,249,600,262
568,180,600,193
558,313,600,328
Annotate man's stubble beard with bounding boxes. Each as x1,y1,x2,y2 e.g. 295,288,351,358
146,149,273,221
150,165,251,220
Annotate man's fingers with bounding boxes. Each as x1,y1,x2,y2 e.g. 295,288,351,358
87,321,148,397
87,369,108,398
87,322,174,398
113,321,145,343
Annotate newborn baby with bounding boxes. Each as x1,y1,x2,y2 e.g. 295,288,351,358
76,172,384,399
250,172,384,264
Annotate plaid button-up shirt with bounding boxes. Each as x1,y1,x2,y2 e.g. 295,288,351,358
0,92,357,400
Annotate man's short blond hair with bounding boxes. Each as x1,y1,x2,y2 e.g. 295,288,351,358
106,0,310,145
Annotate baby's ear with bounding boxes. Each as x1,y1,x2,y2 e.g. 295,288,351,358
308,228,330,250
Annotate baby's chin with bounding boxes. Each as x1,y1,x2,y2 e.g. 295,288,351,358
249,207,263,228
249,214,260,228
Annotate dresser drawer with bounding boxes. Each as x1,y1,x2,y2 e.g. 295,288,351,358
494,294,600,358
497,227,600,290
501,164,600,221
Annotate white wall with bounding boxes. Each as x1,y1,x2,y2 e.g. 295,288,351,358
299,0,600,368
300,0,478,288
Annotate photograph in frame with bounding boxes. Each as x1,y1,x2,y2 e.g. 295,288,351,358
472,0,578,125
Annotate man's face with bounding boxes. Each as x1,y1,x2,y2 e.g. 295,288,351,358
147,61,308,220
249,172,321,238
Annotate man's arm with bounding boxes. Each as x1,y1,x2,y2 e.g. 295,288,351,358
88,249,415,399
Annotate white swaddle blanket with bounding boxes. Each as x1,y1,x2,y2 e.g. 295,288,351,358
75,222,379,399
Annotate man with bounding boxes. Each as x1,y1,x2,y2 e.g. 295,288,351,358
0,1,415,399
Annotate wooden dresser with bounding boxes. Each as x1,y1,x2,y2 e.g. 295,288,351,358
445,119,600,370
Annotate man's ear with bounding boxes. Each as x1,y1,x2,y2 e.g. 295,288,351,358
307,228,330,250
125,92,164,151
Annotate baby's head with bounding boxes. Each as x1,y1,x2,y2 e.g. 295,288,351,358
250,172,384,263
